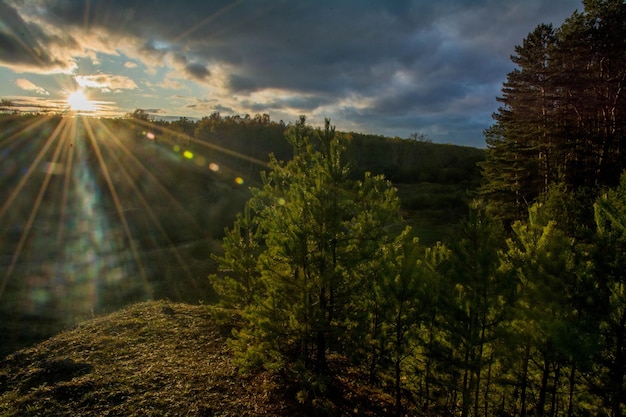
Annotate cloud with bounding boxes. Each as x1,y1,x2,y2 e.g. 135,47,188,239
75,74,138,92
15,78,49,95
4,95,63,112
184,63,210,80
0,0,79,73
0,0,583,145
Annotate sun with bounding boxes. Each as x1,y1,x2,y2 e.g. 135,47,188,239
67,89,96,112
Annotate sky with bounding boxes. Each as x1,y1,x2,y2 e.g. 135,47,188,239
0,0,582,147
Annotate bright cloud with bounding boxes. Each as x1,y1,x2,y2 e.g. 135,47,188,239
15,78,49,95
75,74,138,92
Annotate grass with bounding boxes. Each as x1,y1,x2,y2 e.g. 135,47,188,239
0,301,394,416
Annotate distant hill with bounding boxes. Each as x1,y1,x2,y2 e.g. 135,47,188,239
0,301,395,416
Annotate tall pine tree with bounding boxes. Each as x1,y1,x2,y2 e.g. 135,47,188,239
480,0,626,224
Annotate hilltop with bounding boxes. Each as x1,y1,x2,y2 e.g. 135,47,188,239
0,301,395,416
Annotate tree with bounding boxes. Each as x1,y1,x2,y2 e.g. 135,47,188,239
373,228,448,415
499,201,586,416
556,0,626,189
128,108,150,121
594,174,626,417
440,203,508,417
210,204,262,308
0,99,14,112
220,118,403,377
480,0,626,224
479,23,559,222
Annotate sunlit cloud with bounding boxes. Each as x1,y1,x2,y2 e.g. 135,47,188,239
4,96,62,113
15,78,50,95
124,61,138,68
75,74,138,92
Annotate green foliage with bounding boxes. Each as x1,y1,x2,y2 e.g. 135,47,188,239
219,119,403,375
373,228,448,415
498,199,597,416
210,204,262,308
593,173,626,417
437,203,508,416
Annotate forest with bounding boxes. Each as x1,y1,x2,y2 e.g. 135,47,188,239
207,1,626,416
0,0,625,416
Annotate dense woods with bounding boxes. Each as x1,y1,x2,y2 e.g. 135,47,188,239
208,1,626,416
211,121,626,416
479,0,626,224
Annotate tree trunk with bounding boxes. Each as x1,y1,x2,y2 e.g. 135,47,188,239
461,350,471,417
316,286,327,372
395,354,402,417
610,310,626,417
520,343,531,417
474,314,487,417
368,310,381,384
537,354,550,416
424,315,435,408
567,363,576,417
394,306,404,417
550,362,560,417
485,352,493,417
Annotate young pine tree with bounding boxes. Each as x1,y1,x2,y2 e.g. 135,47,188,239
374,228,448,416
221,118,403,377
594,174,626,417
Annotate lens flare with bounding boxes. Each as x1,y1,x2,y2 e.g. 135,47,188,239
0,113,266,353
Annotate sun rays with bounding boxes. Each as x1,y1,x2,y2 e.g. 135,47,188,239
0,113,258,329
0,115,145,319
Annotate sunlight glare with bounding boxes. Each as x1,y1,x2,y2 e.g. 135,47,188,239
67,89,96,112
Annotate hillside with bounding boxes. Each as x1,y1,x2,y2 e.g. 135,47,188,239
0,301,395,416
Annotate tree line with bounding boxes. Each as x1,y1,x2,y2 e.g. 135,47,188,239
210,1,626,415
479,0,626,225
136,110,483,186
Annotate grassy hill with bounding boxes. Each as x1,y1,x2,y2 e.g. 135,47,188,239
0,301,395,416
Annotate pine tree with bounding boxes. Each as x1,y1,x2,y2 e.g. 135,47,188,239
480,0,626,224
594,174,626,417
479,24,559,222
373,228,448,415
210,203,262,308
225,118,403,376
557,0,626,188
499,202,585,416
440,203,508,417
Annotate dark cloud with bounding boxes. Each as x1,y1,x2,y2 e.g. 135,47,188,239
0,0,583,145
0,0,77,71
184,63,211,80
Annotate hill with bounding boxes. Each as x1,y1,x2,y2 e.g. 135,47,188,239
0,301,395,416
